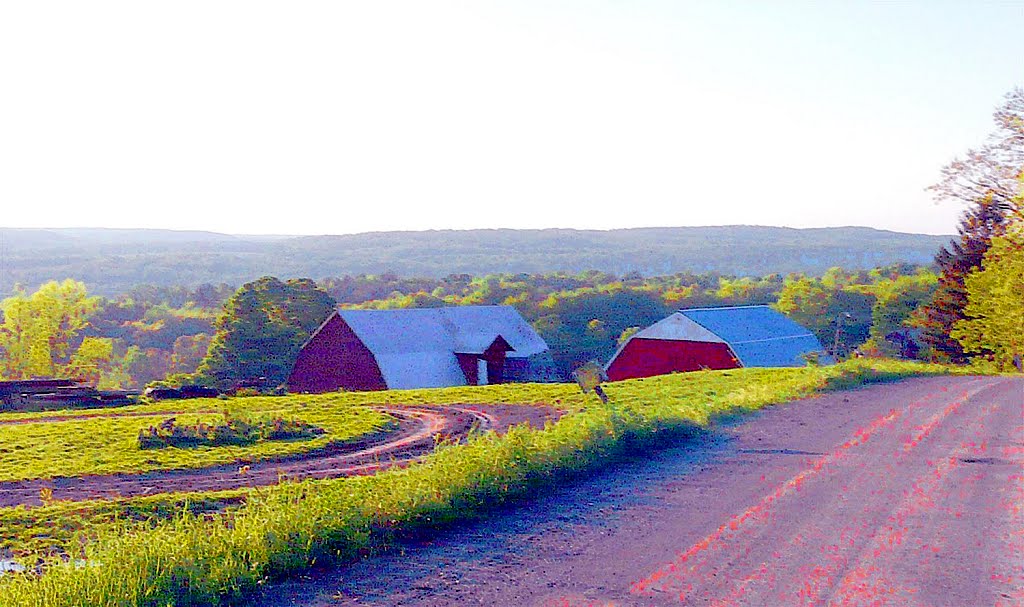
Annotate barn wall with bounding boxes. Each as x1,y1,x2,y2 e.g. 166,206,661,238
456,353,479,385
605,338,739,381
287,314,388,393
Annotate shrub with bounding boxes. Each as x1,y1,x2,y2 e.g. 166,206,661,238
138,413,325,449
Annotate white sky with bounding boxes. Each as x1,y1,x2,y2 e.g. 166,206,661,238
1,1,1021,236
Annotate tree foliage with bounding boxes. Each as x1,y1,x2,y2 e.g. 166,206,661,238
194,277,336,390
930,87,1023,213
0,266,944,386
534,286,669,375
863,272,937,359
64,337,118,387
0,280,102,380
951,215,1024,371
774,272,875,358
919,89,1023,362
918,196,1013,362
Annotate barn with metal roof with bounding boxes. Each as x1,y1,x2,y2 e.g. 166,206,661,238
605,305,827,381
287,305,556,392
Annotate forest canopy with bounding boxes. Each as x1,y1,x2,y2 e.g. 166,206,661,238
0,265,943,389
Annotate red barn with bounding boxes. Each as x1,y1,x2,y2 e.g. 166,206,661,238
605,305,827,381
288,305,555,393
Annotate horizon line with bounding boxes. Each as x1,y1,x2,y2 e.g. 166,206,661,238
0,224,957,238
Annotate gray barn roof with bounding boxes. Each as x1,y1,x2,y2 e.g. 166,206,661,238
678,305,826,367
336,306,548,389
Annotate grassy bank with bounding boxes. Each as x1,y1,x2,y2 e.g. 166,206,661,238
0,360,954,606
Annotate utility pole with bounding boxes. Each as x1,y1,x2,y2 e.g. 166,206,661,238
832,312,852,359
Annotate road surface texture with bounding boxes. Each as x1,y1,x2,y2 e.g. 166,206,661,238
259,375,1023,607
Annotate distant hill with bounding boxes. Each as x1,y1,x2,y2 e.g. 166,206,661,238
0,226,952,295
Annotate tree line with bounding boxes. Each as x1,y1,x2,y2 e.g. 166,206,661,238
0,265,945,389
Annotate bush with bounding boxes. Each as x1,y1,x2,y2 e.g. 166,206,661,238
138,413,325,449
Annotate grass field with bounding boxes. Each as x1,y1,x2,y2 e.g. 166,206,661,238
0,397,394,482
0,360,960,606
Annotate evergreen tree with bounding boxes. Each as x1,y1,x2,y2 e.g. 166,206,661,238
918,197,1009,362
194,277,336,390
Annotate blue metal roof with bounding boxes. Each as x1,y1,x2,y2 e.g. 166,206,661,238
336,306,549,389
678,305,827,367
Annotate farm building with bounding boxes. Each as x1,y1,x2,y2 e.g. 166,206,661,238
605,305,827,381
288,305,557,392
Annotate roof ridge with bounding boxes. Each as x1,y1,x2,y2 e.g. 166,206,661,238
337,304,513,313
678,304,771,312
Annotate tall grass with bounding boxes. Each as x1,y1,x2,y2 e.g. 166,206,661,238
0,360,954,606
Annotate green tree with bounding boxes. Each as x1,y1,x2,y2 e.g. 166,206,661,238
534,286,667,376
951,217,1024,371
918,196,1010,362
194,277,336,390
774,271,875,357
617,326,640,346
64,337,117,387
774,275,830,330
920,89,1023,362
122,346,173,388
863,272,938,358
0,279,101,379
170,333,212,374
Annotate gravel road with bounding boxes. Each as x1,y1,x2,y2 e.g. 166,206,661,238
259,375,1023,607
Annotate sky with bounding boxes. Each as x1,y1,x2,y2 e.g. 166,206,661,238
1,1,1021,236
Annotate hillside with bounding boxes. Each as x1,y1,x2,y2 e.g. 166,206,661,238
0,226,951,295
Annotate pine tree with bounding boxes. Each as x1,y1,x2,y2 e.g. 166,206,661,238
919,197,1009,362
194,277,336,390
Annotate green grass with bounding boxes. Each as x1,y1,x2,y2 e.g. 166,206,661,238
0,360,958,606
0,397,393,482
0,490,251,561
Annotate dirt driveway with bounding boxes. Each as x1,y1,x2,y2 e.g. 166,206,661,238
258,375,1023,607
0,404,561,507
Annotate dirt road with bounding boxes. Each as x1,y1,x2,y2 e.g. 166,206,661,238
259,375,1023,607
0,404,561,507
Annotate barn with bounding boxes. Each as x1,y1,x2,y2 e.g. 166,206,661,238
605,305,827,381
287,305,556,393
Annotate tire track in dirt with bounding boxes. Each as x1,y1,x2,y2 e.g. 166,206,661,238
630,393,955,603
629,377,1021,607
0,404,562,507
821,400,1007,607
